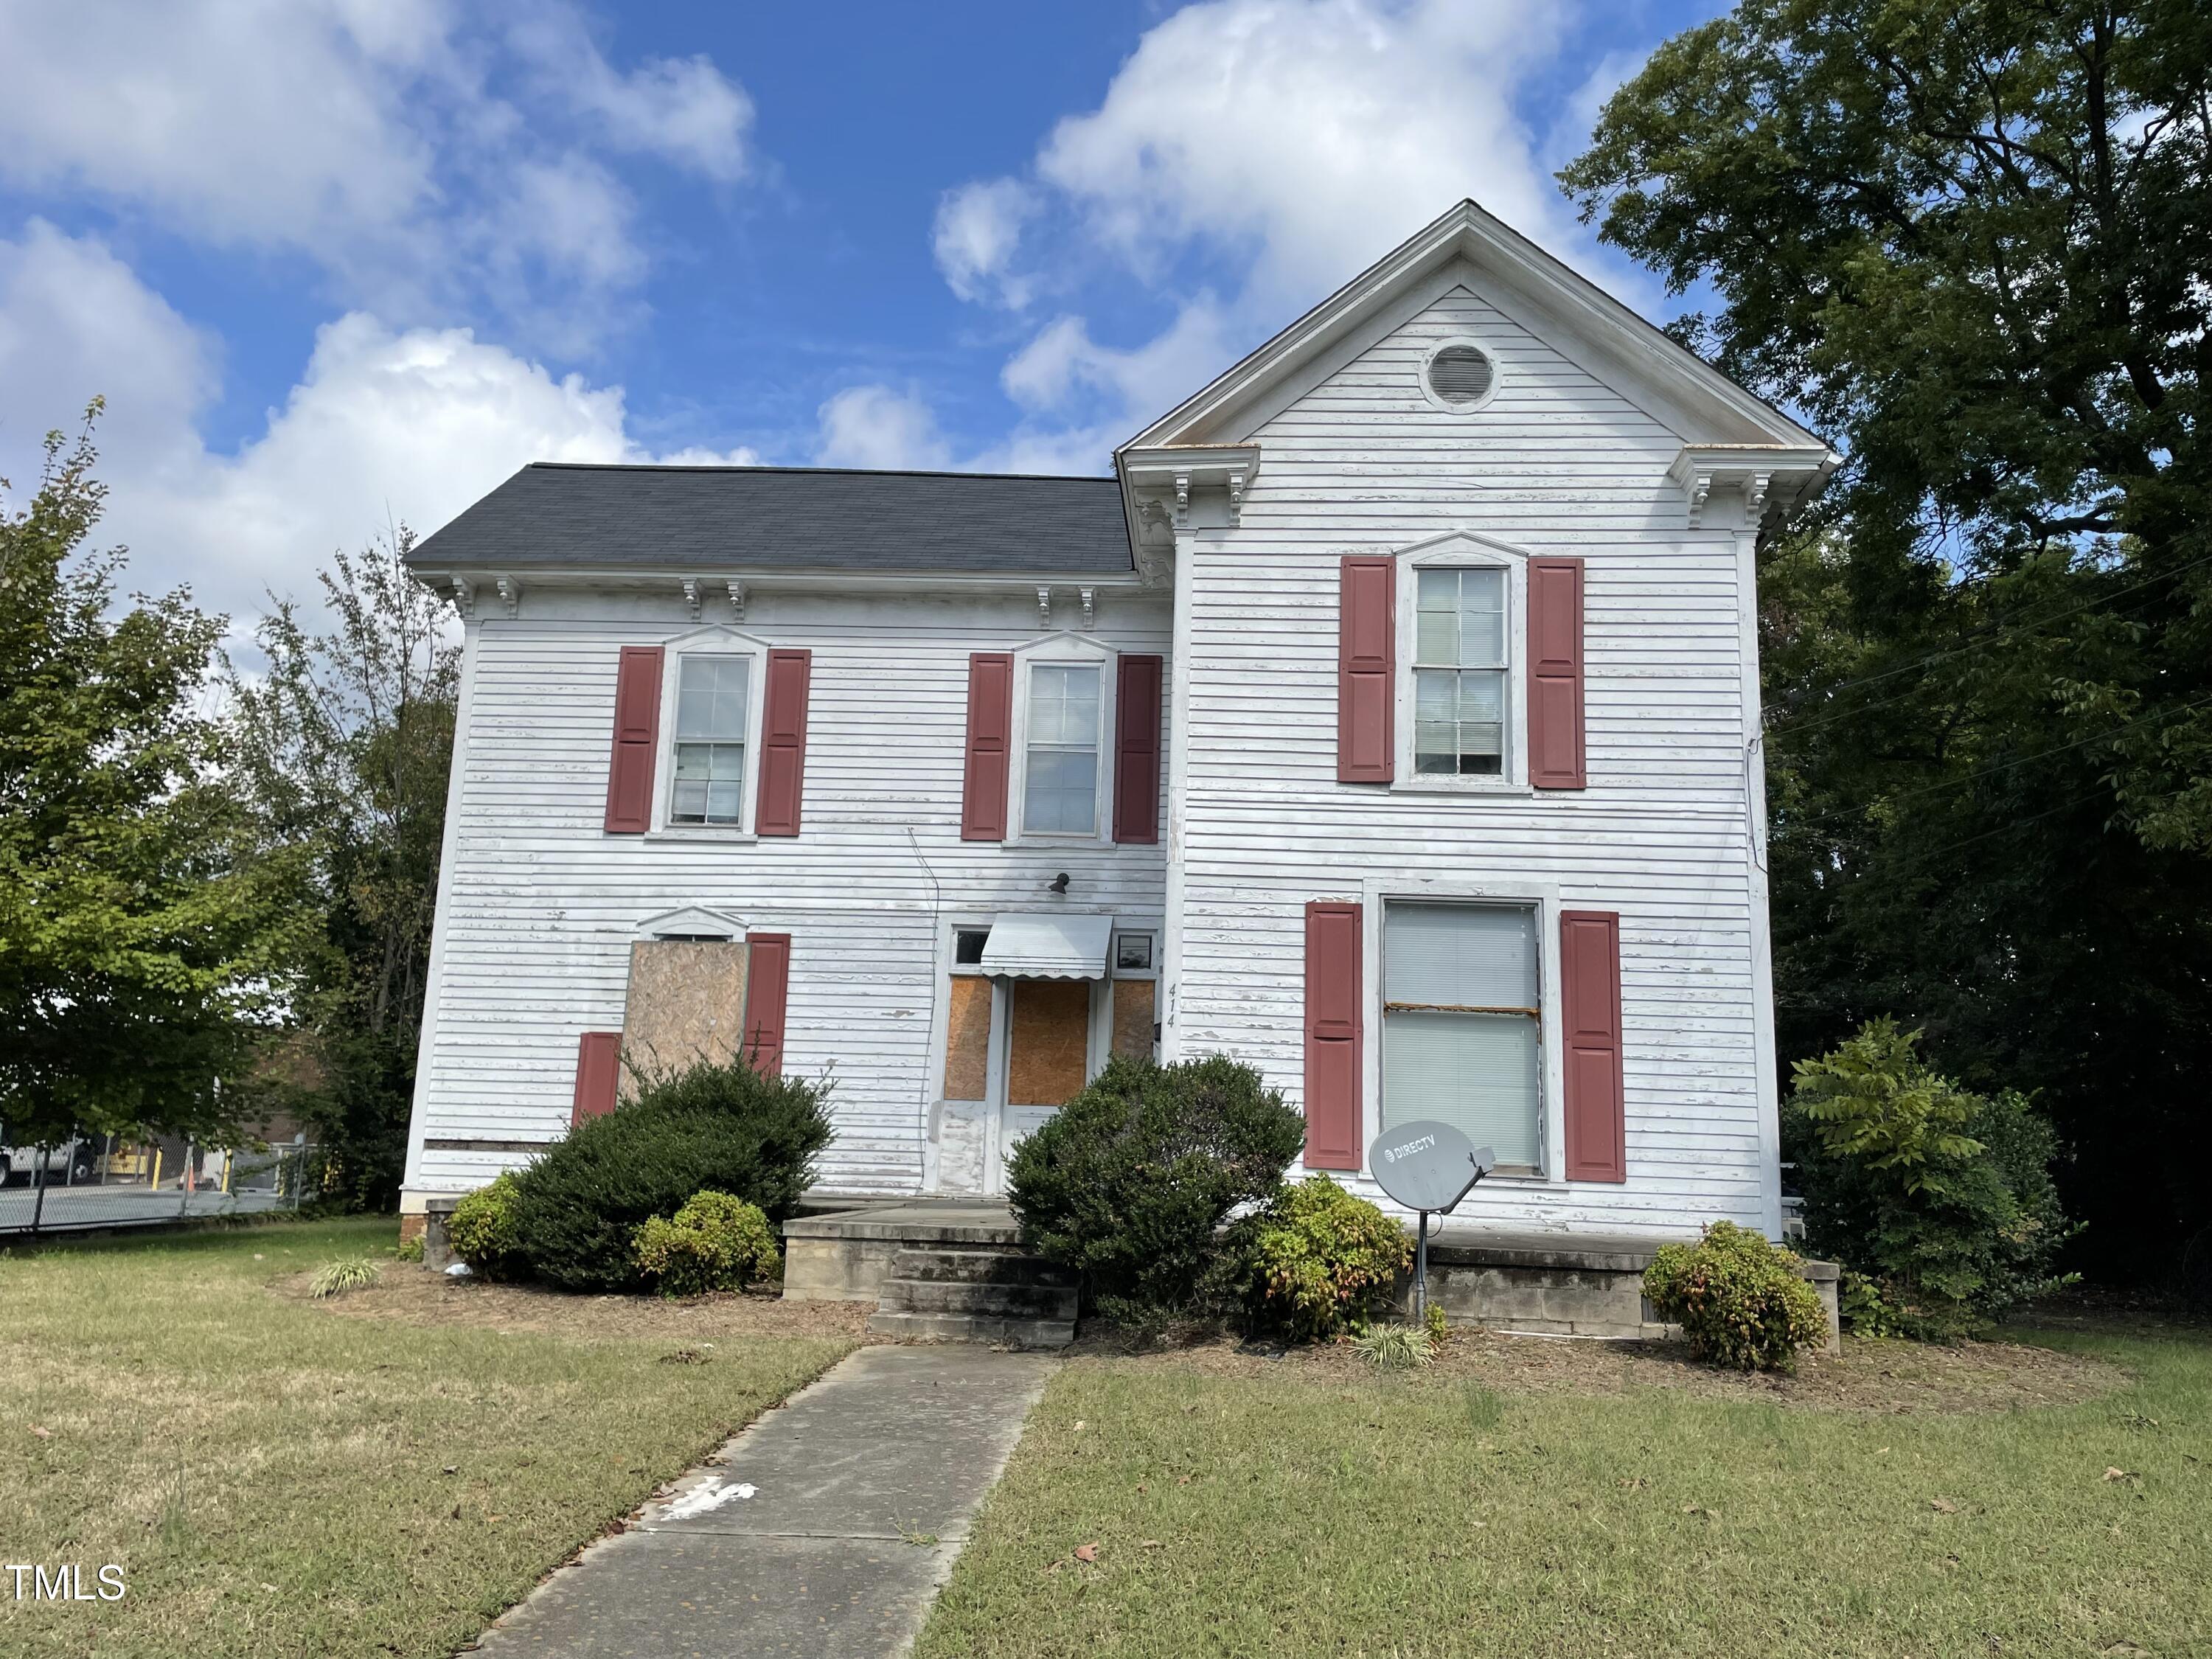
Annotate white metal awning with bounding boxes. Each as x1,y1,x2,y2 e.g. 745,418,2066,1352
979,913,1113,980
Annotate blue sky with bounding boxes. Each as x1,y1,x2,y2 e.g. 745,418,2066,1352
0,0,1725,622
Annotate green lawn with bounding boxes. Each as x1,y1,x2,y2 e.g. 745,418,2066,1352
0,1217,854,1659
917,1324,2212,1658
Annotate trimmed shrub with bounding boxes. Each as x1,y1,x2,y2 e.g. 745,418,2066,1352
1007,1054,1305,1312
512,1054,832,1293
445,1172,526,1281
1233,1175,1412,1340
1784,1020,2073,1338
1644,1222,1829,1371
633,1191,782,1296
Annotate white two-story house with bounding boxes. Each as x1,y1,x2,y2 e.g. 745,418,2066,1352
398,200,1833,1245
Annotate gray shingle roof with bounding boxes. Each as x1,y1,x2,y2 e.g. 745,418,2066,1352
406,462,1134,577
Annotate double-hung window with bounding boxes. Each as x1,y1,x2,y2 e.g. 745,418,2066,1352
1381,901,1542,1168
670,655,751,825
1021,663,1101,835
1413,566,1507,776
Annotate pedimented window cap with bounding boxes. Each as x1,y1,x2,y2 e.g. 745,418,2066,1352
633,905,749,942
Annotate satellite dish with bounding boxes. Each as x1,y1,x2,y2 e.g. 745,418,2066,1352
1368,1121,1495,1215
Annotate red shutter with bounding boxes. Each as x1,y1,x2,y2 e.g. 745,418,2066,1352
1560,910,1626,1182
755,649,811,836
1338,557,1394,783
1302,900,1363,1170
744,932,792,1077
571,1032,622,1125
1528,557,1586,790
1112,653,1164,844
960,653,1014,841
602,647,664,832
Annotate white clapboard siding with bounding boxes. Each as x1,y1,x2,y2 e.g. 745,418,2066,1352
410,589,1171,1194
1170,284,1773,1237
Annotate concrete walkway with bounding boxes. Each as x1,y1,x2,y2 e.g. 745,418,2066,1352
469,1344,1057,1658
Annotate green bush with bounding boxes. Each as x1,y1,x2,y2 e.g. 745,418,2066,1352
1353,1324,1433,1371
1783,1020,2073,1338
1006,1054,1305,1312
512,1053,833,1293
1232,1175,1411,1340
1643,1222,1829,1372
445,1172,526,1280
633,1191,782,1296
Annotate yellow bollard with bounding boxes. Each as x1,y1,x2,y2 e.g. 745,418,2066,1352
220,1152,232,1194
150,1148,161,1191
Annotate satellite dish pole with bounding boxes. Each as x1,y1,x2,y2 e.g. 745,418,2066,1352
1367,1121,1496,1327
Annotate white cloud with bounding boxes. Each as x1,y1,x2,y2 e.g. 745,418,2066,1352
924,0,1663,465
507,9,755,182
812,386,953,471
1000,302,1234,420
0,0,757,346
933,179,1040,307
945,0,1579,321
0,226,754,624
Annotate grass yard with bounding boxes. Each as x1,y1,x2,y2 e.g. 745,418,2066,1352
916,1319,2212,1658
0,1217,858,1659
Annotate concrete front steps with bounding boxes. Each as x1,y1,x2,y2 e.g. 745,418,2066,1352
866,1246,1077,1349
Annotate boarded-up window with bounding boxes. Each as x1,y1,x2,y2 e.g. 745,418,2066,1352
622,940,748,1095
1110,978,1155,1060
1006,979,1091,1106
942,975,992,1102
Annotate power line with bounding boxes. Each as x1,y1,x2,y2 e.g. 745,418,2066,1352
1764,546,2212,738
1767,687,2212,844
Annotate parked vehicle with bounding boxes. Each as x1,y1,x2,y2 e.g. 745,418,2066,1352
0,1132,94,1186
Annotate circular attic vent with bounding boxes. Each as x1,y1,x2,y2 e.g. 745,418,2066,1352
1426,344,1495,407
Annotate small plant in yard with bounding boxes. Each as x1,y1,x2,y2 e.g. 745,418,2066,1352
633,1191,782,1296
307,1257,382,1298
1232,1175,1412,1340
1643,1222,1827,1372
1425,1302,1450,1345
1784,1019,2074,1338
1353,1324,1433,1371
394,1233,425,1263
1008,1054,1304,1313
446,1170,527,1281
512,1053,833,1293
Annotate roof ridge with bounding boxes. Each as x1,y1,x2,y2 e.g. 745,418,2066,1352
526,462,1117,484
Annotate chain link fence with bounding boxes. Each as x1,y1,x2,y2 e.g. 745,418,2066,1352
0,1133,316,1237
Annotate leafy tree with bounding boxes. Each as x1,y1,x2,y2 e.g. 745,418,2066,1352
224,533,459,1208
1566,1,2212,1279
0,415,305,1149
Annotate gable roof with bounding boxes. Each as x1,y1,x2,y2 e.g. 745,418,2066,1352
1121,198,1828,456
404,462,1133,577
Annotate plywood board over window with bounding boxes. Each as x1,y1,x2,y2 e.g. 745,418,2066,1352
623,941,748,1094
942,975,993,1102
1007,980,1091,1106
1110,979,1155,1060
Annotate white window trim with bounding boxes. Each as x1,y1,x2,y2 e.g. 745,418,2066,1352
1004,631,1119,846
1391,529,1537,797
645,625,771,842
1417,333,1506,415
1357,874,1567,1187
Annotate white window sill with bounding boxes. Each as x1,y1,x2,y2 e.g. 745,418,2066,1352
1003,834,1114,851
642,826,758,845
1386,778,1535,799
